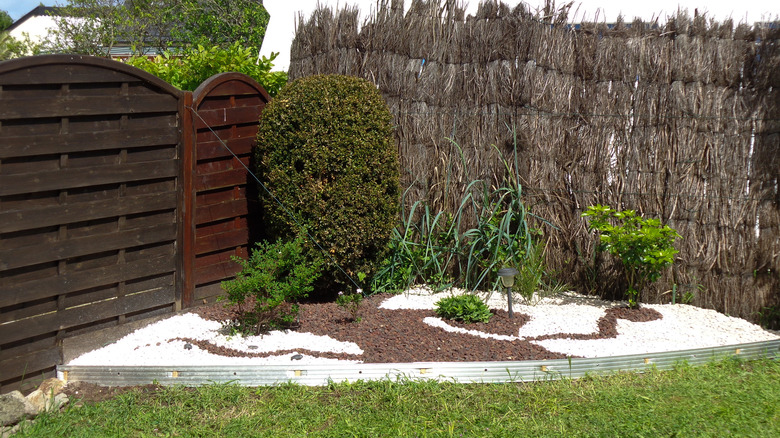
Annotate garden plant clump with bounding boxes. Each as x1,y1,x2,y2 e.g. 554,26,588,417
255,74,400,297
220,236,322,334
582,205,681,308
434,294,492,324
372,128,558,308
336,289,364,322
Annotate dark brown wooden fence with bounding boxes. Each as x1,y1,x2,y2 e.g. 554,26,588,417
0,56,268,393
182,73,271,307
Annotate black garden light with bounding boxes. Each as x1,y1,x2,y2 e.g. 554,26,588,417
497,267,519,318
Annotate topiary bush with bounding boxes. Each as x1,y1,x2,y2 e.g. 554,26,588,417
255,74,400,296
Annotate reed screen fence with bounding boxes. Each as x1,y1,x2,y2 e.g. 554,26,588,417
290,0,780,321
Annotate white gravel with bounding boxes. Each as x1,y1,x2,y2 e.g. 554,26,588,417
68,287,778,366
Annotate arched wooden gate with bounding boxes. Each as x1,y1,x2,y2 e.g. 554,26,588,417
181,73,271,307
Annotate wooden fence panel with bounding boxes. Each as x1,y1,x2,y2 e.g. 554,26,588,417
0,55,184,393
181,73,271,306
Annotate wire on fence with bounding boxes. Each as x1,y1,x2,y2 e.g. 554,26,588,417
187,106,363,292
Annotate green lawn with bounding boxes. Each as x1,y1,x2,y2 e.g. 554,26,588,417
18,357,780,437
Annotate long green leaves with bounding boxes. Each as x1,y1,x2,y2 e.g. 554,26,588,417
372,128,552,300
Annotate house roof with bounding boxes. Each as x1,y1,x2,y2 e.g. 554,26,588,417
6,6,66,34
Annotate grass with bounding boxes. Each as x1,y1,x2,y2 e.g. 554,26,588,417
16,357,779,437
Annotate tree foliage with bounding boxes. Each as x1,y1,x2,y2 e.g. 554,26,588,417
46,0,270,56
126,42,287,95
1,31,43,60
2,9,43,61
45,0,126,56
1,10,12,31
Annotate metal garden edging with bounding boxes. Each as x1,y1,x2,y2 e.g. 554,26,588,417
57,339,780,387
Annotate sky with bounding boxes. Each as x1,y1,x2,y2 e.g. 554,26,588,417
3,1,778,70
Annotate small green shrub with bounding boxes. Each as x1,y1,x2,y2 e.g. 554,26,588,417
513,240,546,303
255,74,400,295
435,294,492,324
582,205,681,308
220,236,323,334
336,291,363,322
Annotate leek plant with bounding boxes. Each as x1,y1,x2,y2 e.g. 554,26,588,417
372,127,556,302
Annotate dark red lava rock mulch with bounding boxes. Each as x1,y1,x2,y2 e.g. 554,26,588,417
189,294,663,363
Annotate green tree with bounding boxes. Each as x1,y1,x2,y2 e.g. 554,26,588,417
1,31,43,61
45,1,126,56
46,0,270,56
164,0,270,49
1,10,12,31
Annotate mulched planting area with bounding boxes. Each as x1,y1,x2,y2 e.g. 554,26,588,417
190,294,662,363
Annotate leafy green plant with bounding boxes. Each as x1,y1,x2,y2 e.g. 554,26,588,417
47,0,270,56
126,42,287,95
371,202,460,294
755,305,780,330
512,240,547,303
582,205,681,308
435,294,492,323
336,291,364,322
220,235,323,334
371,128,554,297
255,74,400,296
1,30,43,60
667,277,702,305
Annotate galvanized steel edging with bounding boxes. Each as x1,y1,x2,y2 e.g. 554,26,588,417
57,339,780,387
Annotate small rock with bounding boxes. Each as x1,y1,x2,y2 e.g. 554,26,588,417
291,354,303,361
184,343,193,350
1,422,22,438
38,378,65,397
51,394,69,412
25,390,46,413
248,345,258,350
26,378,68,413
0,391,35,427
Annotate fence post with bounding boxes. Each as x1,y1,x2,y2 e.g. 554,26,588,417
179,91,196,309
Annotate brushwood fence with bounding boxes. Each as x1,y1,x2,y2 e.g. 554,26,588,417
0,55,270,393
290,1,779,320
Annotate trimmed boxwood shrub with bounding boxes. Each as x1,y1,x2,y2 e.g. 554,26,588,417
255,74,400,295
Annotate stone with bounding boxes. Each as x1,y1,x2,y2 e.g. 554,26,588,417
0,391,34,427
26,378,68,413
25,389,46,413
38,378,65,397
51,394,69,412
0,422,22,438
